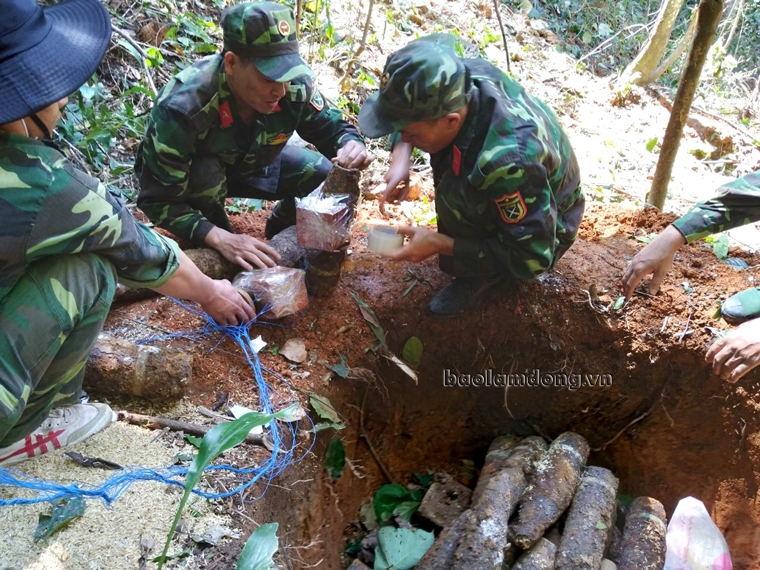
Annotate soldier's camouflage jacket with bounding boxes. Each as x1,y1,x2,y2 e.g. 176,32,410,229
0,132,181,304
428,59,584,280
672,170,760,242
136,54,363,243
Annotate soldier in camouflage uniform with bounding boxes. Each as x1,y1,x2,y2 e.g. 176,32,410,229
622,170,760,382
0,0,255,466
136,2,372,271
358,36,584,318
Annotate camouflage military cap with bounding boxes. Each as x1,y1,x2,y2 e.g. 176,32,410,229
358,38,470,138
222,2,313,82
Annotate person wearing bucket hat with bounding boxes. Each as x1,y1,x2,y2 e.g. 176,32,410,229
622,169,760,382
136,1,373,271
358,35,585,318
0,0,257,467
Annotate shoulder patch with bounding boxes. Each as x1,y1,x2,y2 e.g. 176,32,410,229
494,192,527,224
310,90,325,111
268,133,290,145
218,101,233,128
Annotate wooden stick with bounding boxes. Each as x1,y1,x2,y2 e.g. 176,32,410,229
117,411,267,448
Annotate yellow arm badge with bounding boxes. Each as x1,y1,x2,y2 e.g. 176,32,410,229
494,192,527,224
310,90,325,111
268,133,290,145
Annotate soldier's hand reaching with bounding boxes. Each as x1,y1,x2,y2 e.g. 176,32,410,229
380,226,454,262
205,227,280,271
621,224,687,299
334,140,374,170
706,318,760,383
377,142,412,214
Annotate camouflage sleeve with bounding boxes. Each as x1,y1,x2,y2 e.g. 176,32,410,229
136,106,215,244
28,161,180,289
294,80,365,158
451,156,556,280
671,170,760,243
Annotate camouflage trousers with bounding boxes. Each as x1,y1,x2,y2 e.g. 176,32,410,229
0,253,117,445
188,144,332,233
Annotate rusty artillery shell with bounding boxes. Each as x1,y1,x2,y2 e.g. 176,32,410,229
416,510,468,570
512,537,557,570
452,437,547,570
617,497,667,570
555,466,619,570
472,434,522,504
84,334,191,400
509,432,590,550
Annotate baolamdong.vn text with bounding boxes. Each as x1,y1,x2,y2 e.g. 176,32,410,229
443,369,613,390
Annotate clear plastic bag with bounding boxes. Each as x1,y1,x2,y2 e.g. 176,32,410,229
232,267,308,321
295,184,353,252
663,497,732,570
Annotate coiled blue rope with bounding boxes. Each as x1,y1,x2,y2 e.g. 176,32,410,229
0,299,313,506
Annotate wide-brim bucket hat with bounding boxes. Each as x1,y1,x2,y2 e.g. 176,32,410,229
0,0,112,125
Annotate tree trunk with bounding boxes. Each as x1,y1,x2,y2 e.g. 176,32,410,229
721,0,744,51
648,0,725,210
621,0,686,86
645,8,698,84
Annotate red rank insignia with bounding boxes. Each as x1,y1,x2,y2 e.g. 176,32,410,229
219,101,233,128
494,192,527,224
452,145,461,176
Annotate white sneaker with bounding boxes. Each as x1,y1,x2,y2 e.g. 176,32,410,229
0,403,115,467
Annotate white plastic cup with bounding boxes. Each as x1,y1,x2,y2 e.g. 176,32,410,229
368,226,404,254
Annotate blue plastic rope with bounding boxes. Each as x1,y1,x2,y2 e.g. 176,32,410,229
0,299,313,506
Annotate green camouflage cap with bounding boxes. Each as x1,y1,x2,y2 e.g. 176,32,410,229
359,38,469,138
222,2,313,82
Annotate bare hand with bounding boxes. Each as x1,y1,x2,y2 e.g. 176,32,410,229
206,227,280,271
621,225,687,299
199,279,257,325
333,140,374,170
378,142,413,213
381,226,454,262
706,318,760,383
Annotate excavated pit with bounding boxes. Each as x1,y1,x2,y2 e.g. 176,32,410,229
227,223,760,569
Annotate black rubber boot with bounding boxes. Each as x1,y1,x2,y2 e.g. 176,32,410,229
427,276,504,319
264,199,296,240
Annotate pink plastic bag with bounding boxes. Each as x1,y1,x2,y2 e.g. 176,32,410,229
664,497,732,570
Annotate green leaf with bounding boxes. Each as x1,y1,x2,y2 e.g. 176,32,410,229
374,484,419,524
612,296,625,311
331,354,350,378
314,421,345,432
724,257,749,269
351,292,387,348
185,434,203,448
393,500,421,522
402,337,423,369
413,472,434,487
646,137,658,152
359,500,378,531
595,521,608,530
373,527,434,570
712,234,729,260
309,394,342,424
325,437,346,479
157,408,291,569
236,523,279,570
34,496,85,541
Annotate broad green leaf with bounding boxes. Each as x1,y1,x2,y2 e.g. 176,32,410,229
646,137,658,152
309,394,342,424
393,500,422,522
374,483,415,523
331,354,350,378
185,434,202,448
402,337,423,369
236,523,279,570
314,421,345,432
359,500,378,531
374,527,434,570
351,292,387,348
158,408,291,569
325,437,346,479
34,496,85,541
712,234,729,260
612,296,625,311
595,521,608,530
